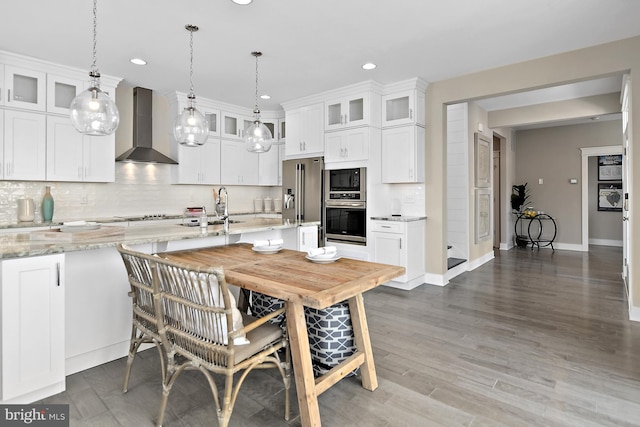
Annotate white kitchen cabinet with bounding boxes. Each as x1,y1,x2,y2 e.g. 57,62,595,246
46,115,115,182
2,109,46,181
325,93,373,131
3,65,47,112
46,74,83,115
285,103,324,157
202,107,221,138
171,139,221,185
381,125,424,183
1,254,65,403
371,220,425,288
0,65,4,106
221,111,247,140
278,118,286,143
258,144,280,185
324,127,370,163
221,139,259,185
298,225,319,252
282,225,318,252
382,89,425,127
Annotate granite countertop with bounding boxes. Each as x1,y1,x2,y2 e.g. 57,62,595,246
0,216,316,260
0,211,282,230
370,215,427,222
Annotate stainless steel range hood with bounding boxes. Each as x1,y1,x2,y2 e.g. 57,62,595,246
115,87,178,164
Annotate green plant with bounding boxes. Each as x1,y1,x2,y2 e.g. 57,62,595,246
511,183,531,213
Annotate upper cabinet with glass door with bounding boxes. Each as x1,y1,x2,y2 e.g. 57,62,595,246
325,92,379,131
46,74,84,115
382,89,426,127
201,107,221,138
3,65,47,111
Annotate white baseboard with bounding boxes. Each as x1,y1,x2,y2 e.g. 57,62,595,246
468,251,494,270
423,272,447,286
382,275,425,290
0,381,65,404
629,305,640,322
66,340,133,376
589,238,623,247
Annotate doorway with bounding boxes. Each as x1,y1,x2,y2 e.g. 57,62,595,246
493,135,501,248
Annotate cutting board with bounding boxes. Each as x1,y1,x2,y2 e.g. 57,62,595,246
30,226,126,242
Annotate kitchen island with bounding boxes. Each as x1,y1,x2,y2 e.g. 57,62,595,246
0,217,318,404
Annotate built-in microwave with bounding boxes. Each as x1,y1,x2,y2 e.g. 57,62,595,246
325,167,366,201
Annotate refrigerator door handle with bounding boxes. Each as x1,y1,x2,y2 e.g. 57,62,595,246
298,164,305,220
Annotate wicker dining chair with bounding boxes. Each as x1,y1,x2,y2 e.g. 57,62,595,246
117,244,167,393
153,256,291,427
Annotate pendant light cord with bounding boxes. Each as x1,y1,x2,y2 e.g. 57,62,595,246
189,26,195,99
91,0,100,78
254,53,259,112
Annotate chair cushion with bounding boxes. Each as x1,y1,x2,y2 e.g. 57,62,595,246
233,313,285,364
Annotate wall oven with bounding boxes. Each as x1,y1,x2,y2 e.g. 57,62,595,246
325,200,367,245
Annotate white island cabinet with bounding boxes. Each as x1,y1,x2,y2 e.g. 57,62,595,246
371,219,425,290
0,254,65,403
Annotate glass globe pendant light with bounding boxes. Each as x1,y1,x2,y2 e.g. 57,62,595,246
69,0,119,136
244,51,273,153
173,24,208,147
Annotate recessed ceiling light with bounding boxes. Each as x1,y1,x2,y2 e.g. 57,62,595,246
231,0,253,5
362,62,376,70
260,94,271,100
130,58,147,66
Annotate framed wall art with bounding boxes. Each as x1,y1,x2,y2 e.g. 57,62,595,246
598,155,622,181
598,182,623,211
475,188,491,242
474,132,491,188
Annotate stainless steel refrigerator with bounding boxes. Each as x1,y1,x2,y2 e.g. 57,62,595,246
282,156,324,242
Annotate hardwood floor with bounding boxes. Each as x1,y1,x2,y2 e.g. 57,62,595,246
40,245,640,426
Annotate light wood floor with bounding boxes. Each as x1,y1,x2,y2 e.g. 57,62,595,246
40,245,640,426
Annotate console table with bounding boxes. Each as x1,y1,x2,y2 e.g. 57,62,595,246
514,213,557,250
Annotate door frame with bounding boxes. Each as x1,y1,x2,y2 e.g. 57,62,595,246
580,145,623,252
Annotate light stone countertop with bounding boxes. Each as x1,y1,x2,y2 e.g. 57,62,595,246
370,215,427,222
0,217,317,260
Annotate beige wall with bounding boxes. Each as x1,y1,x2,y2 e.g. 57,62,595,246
425,35,640,314
515,120,622,245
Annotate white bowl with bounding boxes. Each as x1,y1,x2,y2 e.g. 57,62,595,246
309,251,338,260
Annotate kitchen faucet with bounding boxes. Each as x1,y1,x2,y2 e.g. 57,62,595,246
216,186,229,233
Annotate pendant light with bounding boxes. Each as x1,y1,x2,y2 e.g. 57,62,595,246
173,24,209,147
244,51,273,153
69,0,119,136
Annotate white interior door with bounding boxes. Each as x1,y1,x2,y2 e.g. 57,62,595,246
621,75,632,294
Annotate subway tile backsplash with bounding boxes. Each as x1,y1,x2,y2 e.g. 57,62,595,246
0,163,280,225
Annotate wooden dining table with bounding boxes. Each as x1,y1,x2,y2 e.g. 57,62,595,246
158,243,405,427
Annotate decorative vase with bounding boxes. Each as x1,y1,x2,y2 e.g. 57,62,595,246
42,186,54,222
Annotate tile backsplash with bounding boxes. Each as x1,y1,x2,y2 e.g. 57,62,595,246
0,163,280,225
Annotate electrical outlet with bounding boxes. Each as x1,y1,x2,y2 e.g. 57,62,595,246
404,194,416,204
80,195,88,205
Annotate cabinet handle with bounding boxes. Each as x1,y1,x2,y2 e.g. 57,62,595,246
56,262,61,287
7,89,10,103
400,238,402,250
381,225,391,228
409,108,413,119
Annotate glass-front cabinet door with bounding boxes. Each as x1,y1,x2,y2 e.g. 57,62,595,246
46,74,83,115
4,65,46,111
222,111,242,139
382,90,425,127
202,108,220,138
325,94,368,131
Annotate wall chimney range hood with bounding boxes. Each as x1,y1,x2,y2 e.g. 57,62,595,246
116,87,178,164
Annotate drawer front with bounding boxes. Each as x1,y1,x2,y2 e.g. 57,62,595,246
371,221,404,233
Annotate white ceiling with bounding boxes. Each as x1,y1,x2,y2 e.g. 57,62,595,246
1,0,640,112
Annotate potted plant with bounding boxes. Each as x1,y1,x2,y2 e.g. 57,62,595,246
511,183,531,213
